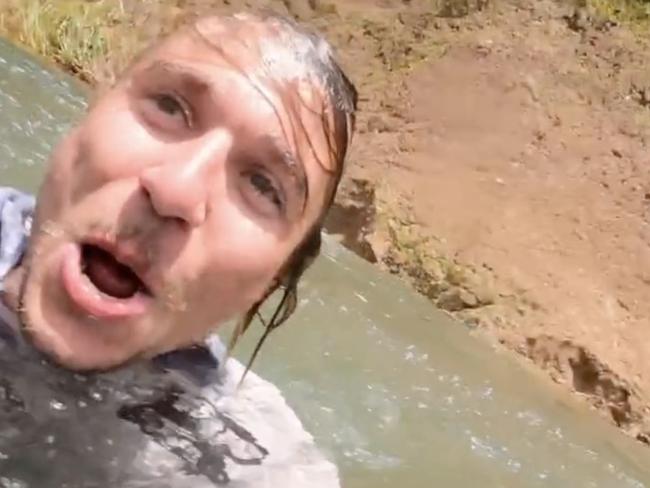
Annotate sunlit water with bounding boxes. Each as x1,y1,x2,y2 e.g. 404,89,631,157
0,37,649,487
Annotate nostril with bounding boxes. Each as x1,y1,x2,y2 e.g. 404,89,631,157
139,184,156,213
139,182,195,229
139,174,154,202
170,215,190,231
140,185,151,201
138,167,208,227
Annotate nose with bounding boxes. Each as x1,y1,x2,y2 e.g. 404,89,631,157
139,131,232,227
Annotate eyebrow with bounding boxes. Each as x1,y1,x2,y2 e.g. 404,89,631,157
138,60,310,209
140,60,214,95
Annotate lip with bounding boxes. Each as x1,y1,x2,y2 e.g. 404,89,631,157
82,236,154,292
60,242,153,319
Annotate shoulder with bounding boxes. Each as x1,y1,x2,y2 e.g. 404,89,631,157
0,186,34,284
158,336,341,488
211,359,340,487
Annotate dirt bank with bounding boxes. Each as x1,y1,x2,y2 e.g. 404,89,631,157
327,0,650,443
3,0,650,445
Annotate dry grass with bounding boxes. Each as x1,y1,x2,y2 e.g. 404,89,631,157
0,0,132,83
588,0,650,24
0,1,220,84
0,0,191,84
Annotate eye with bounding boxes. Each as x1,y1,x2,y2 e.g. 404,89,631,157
248,171,284,212
155,94,184,116
140,92,193,132
154,93,192,125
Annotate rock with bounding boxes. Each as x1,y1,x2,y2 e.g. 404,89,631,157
437,0,489,19
445,265,466,287
462,315,482,330
398,133,417,152
475,39,493,56
636,432,650,445
464,272,497,306
564,7,590,33
459,288,479,308
366,115,392,133
281,0,314,20
523,75,540,103
436,287,479,312
310,0,338,15
325,178,378,263
631,81,650,108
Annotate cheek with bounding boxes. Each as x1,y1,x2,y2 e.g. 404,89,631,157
74,95,159,185
190,205,296,316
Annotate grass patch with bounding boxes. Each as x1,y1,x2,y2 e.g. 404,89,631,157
587,0,650,25
0,0,162,84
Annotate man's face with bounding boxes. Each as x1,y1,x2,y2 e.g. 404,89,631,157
17,26,333,370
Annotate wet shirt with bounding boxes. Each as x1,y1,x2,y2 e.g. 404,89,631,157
0,187,339,488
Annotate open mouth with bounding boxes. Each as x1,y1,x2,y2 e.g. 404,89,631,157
61,242,152,319
81,244,148,299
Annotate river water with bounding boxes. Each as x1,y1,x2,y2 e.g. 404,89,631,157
0,38,649,487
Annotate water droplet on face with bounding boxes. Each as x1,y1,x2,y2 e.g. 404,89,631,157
40,220,63,238
90,391,103,401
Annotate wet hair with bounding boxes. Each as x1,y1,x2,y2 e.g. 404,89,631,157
187,13,359,377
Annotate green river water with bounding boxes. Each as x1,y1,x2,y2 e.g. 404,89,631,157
0,37,649,488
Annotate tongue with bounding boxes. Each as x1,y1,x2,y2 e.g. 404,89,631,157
82,245,141,299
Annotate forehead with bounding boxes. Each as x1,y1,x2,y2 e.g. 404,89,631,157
144,21,329,127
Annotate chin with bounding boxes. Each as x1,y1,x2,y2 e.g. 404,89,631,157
20,305,160,372
16,237,163,372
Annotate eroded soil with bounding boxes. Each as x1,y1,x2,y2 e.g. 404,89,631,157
322,0,650,443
